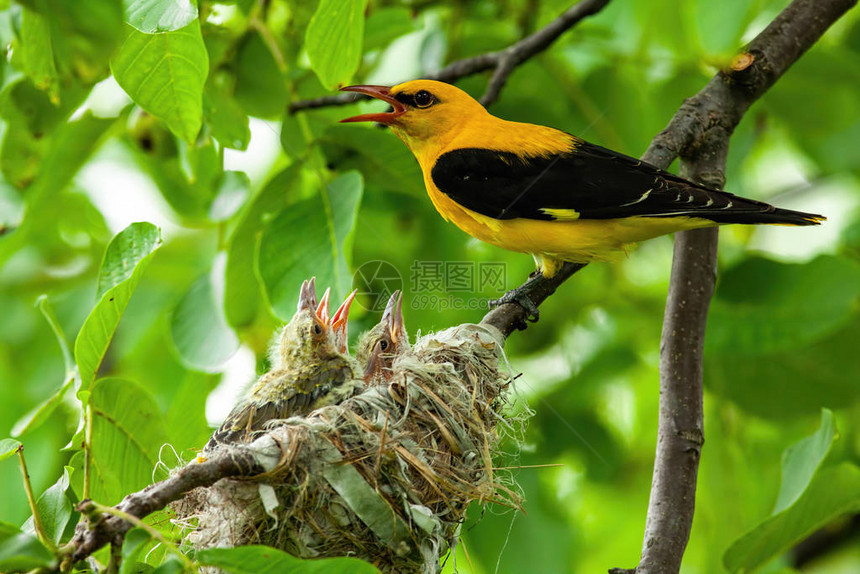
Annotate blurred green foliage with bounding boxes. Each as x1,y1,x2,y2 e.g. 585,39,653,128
0,0,858,572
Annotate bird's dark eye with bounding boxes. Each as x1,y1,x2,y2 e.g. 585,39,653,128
414,90,435,108
313,324,323,335
379,340,388,351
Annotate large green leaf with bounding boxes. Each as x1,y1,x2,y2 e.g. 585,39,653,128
204,82,250,151
0,530,54,572
258,171,363,320
120,528,152,574
170,270,240,372
75,222,163,395
706,256,860,356
75,378,169,505
724,463,860,572
11,296,77,437
233,32,287,119
123,0,197,34
773,409,837,514
224,165,300,328
305,0,367,89
322,125,424,196
112,21,209,143
705,315,860,420
0,111,116,272
18,8,59,102
197,545,379,574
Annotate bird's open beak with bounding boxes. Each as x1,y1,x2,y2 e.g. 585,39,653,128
382,290,404,344
339,85,406,124
316,287,331,325
297,277,318,313
331,289,357,345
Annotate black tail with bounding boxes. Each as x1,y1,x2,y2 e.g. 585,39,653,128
689,195,825,226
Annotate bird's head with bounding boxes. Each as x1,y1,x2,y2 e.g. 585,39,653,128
274,278,337,367
340,80,487,157
357,290,409,385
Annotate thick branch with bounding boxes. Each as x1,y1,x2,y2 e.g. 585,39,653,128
67,449,263,564
289,0,610,112
625,0,857,572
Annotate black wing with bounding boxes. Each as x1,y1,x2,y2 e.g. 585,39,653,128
430,141,823,225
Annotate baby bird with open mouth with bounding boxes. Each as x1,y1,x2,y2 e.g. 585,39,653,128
206,280,361,449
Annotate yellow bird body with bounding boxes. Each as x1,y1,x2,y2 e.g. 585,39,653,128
341,80,822,278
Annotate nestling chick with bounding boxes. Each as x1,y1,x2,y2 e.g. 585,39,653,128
206,280,361,449
356,290,410,385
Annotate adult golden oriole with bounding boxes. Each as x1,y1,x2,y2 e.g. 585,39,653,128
206,279,361,449
356,290,410,385
340,80,823,298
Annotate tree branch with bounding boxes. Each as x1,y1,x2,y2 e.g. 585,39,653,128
67,449,263,564
62,0,857,568
621,0,858,572
288,0,611,113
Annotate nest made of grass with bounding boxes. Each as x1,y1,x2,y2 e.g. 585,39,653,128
174,323,528,574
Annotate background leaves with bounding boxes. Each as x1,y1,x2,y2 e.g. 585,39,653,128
0,1,858,573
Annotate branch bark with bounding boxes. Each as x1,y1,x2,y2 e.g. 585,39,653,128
623,0,857,572
288,0,611,112
63,0,857,568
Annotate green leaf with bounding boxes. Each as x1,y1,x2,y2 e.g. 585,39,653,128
0,531,55,571
23,469,72,545
305,0,367,89
706,256,860,356
152,558,187,573
322,125,423,196
724,463,860,573
123,0,198,34
170,270,240,372
165,372,217,450
209,171,250,222
363,7,414,51
0,438,22,462
120,528,152,574
75,222,163,394
11,295,77,436
31,0,123,85
112,21,209,143
0,111,116,272
197,545,379,574
204,82,250,151
233,32,287,119
705,314,860,420
225,165,300,328
79,378,170,505
18,8,59,103
773,409,837,514
258,171,363,320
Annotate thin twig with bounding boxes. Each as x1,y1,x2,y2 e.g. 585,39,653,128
288,0,611,113
17,445,57,553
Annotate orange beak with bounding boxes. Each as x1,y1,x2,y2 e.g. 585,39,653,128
316,287,331,325
339,85,406,125
331,289,357,352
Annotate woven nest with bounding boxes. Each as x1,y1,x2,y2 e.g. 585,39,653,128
173,323,527,573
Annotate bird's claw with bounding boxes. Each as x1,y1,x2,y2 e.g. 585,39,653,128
488,289,541,323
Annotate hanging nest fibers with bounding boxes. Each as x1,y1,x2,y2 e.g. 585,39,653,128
173,323,529,573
